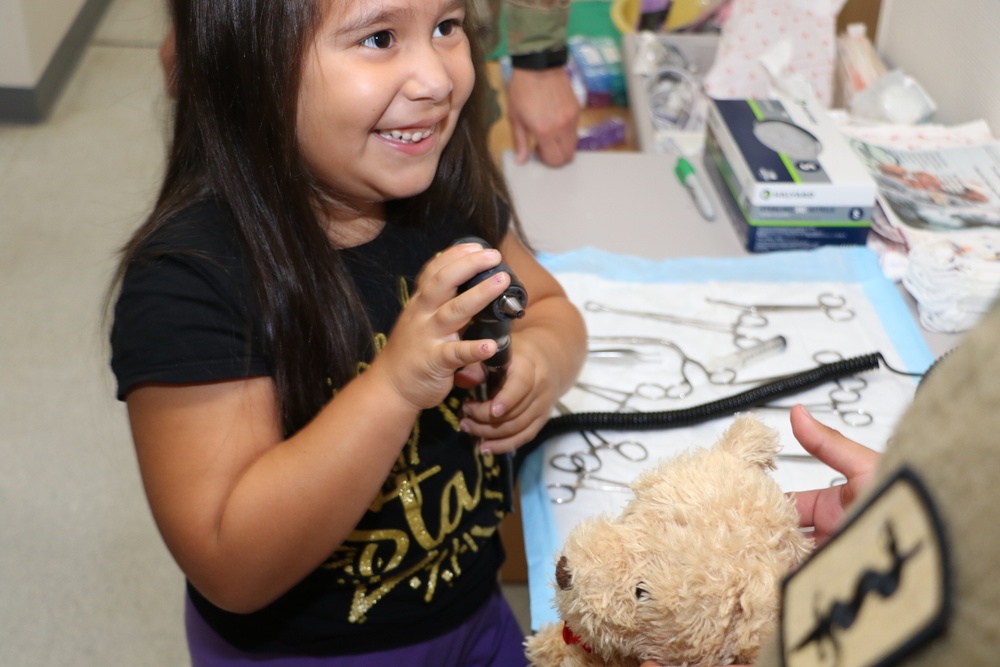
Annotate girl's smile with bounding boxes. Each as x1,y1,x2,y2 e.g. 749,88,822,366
296,0,473,211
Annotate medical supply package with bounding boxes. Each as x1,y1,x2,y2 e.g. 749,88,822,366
705,96,877,252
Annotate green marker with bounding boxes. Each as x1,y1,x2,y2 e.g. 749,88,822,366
675,156,716,221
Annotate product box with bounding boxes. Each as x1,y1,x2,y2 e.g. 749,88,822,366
704,96,877,252
568,36,628,108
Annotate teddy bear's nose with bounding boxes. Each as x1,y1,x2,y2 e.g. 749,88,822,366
555,555,572,591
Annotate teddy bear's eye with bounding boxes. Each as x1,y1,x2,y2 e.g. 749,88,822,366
635,583,650,600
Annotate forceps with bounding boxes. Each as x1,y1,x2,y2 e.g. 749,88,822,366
706,293,855,328
574,374,706,410
587,335,738,399
549,429,648,473
760,375,873,427
575,376,708,406
587,347,660,365
584,301,765,349
547,452,633,504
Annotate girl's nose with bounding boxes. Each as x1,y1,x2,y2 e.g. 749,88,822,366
402,44,455,102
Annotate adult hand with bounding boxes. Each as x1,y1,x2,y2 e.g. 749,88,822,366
789,404,880,545
506,67,580,167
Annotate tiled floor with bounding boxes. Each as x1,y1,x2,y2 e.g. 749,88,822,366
0,1,529,664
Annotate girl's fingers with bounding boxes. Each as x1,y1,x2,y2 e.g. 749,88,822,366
473,412,548,454
415,245,510,331
447,339,498,371
453,363,487,390
419,243,498,296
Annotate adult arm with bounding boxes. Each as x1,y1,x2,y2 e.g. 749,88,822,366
504,0,580,167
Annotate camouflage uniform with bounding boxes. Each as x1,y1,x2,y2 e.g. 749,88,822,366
479,0,571,57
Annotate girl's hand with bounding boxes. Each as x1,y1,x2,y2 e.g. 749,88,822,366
460,333,557,453
789,404,880,545
458,233,587,453
371,243,511,412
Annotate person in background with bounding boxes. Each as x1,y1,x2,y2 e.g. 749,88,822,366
159,0,581,168
117,0,587,664
484,0,581,167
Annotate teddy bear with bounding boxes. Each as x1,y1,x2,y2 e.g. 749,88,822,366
524,414,814,667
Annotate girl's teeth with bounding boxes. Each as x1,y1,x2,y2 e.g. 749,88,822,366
381,129,431,144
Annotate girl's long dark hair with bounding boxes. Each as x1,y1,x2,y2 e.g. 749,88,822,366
112,0,519,435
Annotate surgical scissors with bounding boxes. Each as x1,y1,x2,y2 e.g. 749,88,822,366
546,452,633,504
706,293,855,328
584,301,766,349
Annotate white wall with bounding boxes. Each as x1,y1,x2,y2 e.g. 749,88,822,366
877,0,1000,133
0,0,87,88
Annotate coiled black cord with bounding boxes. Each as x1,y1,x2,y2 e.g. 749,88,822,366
515,352,908,472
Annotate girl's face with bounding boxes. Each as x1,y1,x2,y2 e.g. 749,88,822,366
297,0,474,211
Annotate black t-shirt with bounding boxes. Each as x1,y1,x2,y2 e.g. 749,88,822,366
111,200,510,654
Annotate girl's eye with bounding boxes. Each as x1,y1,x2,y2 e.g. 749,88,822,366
360,31,393,49
433,19,461,38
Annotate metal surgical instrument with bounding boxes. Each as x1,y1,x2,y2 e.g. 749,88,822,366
587,347,659,364
546,452,633,504
704,335,787,372
549,429,648,473
584,301,766,349
706,293,855,328
759,375,874,427
587,335,738,399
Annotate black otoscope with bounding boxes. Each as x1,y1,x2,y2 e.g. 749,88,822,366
453,237,527,512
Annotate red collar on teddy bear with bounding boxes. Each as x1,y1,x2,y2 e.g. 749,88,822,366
562,622,593,653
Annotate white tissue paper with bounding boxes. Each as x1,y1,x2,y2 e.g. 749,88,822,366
703,0,846,107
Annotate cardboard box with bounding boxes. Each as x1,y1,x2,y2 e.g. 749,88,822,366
704,96,876,252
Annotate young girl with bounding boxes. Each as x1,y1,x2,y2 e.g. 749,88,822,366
109,0,586,664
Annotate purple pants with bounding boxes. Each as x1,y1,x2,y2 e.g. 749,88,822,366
185,587,529,667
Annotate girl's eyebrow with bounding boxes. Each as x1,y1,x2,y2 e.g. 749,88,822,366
336,7,406,36
336,0,465,36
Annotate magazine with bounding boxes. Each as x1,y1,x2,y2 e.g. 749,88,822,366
844,137,1000,332
849,139,1000,235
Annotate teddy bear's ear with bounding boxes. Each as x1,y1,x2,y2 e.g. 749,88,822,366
715,414,780,470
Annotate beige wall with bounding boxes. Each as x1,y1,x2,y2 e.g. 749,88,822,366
0,0,87,87
878,0,1000,130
